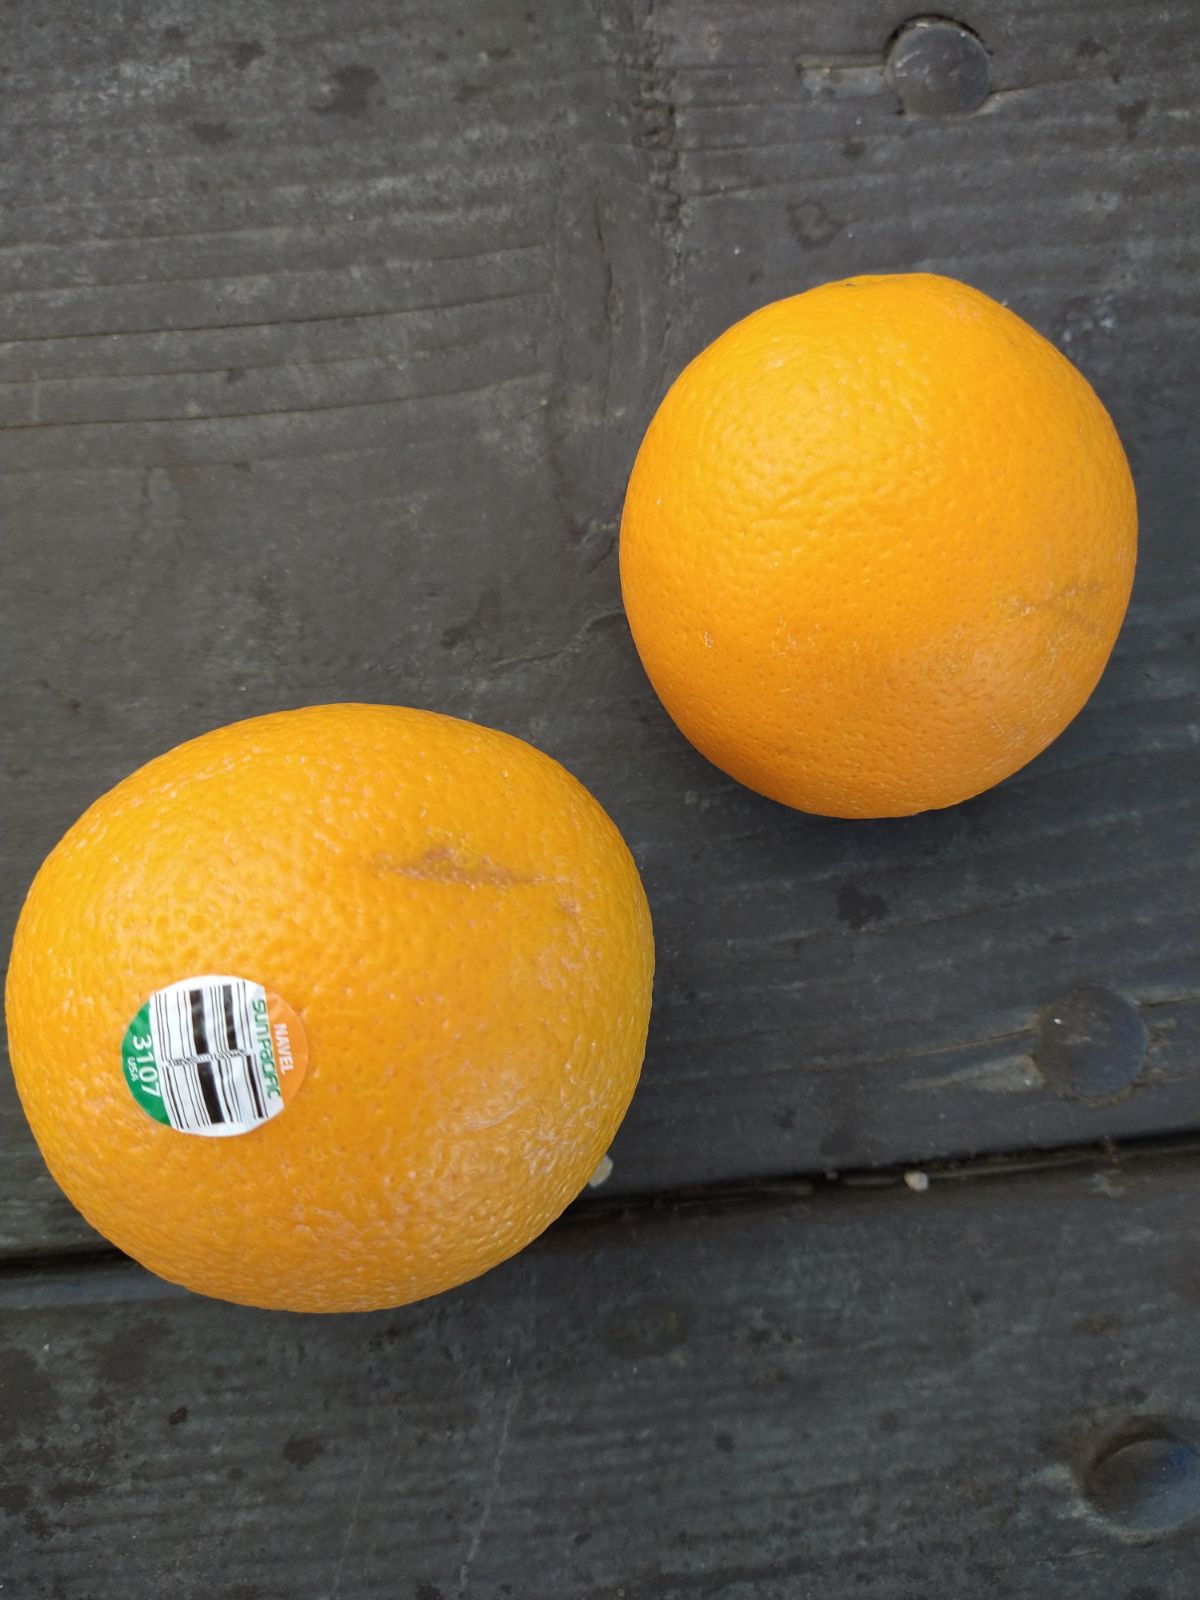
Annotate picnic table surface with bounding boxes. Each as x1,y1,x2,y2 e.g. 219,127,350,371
1,1,1197,1594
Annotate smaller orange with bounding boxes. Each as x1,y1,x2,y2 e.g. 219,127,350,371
5,705,654,1312
620,273,1138,818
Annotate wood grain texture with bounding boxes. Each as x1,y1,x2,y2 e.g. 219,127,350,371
4,1151,1200,1597
1,0,1198,1253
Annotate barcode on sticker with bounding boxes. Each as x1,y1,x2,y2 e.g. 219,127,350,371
147,978,282,1136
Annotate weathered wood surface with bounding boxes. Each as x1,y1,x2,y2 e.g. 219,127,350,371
2,0,1198,1257
4,1151,1200,1597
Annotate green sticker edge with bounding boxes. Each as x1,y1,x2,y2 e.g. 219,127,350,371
121,1000,171,1125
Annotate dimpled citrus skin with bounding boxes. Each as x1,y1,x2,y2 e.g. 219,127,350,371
5,705,653,1312
620,273,1137,818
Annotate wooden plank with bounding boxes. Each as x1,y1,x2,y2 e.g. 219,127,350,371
2,0,1198,1254
3,1151,1200,1596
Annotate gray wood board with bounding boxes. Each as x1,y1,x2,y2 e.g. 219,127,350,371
1,0,1198,1255
5,1150,1200,1597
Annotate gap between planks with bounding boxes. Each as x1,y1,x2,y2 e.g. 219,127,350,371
3,1127,1199,1286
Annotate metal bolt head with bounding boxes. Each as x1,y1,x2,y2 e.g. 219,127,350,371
1084,1427,1200,1534
1033,986,1148,1102
885,17,991,116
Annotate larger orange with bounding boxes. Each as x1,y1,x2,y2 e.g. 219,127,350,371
5,705,654,1312
620,273,1137,817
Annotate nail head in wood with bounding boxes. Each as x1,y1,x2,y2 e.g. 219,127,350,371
1083,1425,1200,1534
885,17,991,116
1033,986,1148,1102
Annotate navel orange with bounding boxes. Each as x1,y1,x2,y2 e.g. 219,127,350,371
620,273,1137,818
5,705,653,1312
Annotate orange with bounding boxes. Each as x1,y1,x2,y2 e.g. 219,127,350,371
5,705,653,1312
620,273,1137,818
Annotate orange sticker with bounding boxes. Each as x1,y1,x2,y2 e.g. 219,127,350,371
266,990,309,1103
122,975,309,1137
